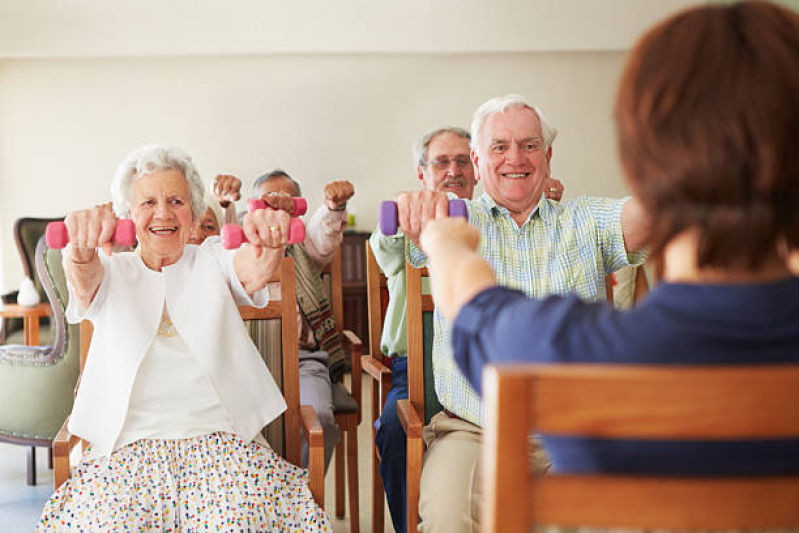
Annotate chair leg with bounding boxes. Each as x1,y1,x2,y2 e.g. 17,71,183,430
335,436,346,518
347,425,360,533
27,446,36,486
372,449,384,533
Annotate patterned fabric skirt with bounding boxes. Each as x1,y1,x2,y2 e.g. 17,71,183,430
38,432,330,532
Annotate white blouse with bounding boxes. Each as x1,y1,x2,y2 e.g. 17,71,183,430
65,237,286,458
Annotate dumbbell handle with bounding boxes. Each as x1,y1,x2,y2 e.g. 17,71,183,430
379,198,468,236
248,197,308,216
45,220,137,250
221,218,306,249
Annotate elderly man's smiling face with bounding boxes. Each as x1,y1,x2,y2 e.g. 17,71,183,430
418,132,477,200
473,106,552,224
130,168,194,270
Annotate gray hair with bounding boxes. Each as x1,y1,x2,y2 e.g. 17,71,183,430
470,94,558,157
413,126,471,167
251,169,302,198
111,144,206,220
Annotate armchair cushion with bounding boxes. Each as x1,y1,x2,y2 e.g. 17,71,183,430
332,382,358,415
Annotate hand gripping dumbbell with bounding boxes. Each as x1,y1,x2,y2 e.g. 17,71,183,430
221,218,305,249
247,197,308,216
45,220,137,250
379,198,468,236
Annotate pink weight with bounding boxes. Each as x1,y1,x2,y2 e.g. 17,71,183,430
247,197,308,216
45,220,136,250
221,217,306,249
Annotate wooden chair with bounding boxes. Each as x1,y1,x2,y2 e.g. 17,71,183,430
53,256,326,506
323,247,364,532
482,364,799,533
396,262,445,533
360,241,393,533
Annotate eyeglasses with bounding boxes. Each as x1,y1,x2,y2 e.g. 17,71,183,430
423,156,472,171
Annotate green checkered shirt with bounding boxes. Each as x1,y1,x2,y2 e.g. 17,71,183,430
408,192,646,426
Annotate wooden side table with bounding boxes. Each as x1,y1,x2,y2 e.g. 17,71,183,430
0,303,52,346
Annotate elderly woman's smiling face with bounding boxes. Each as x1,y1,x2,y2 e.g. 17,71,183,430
130,168,194,270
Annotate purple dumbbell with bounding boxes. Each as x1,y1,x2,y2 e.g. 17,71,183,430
379,199,468,236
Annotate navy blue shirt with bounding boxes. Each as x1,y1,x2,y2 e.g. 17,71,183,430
451,277,799,475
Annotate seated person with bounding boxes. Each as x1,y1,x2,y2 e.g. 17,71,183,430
212,170,355,470
420,0,799,475
38,144,329,532
187,193,224,245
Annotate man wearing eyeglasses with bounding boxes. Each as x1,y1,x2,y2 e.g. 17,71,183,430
393,95,647,533
369,125,563,533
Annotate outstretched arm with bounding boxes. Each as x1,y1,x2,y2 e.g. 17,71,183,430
304,180,353,266
621,197,650,253
233,208,289,295
419,218,496,321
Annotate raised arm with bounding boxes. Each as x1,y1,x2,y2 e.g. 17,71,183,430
211,174,243,225
304,180,353,266
62,205,118,314
621,197,650,253
419,218,496,321
233,207,290,295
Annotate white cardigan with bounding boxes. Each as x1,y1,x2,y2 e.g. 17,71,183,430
65,236,286,458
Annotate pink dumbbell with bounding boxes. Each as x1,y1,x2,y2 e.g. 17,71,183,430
248,197,308,216
221,218,306,249
45,220,137,250
379,199,468,236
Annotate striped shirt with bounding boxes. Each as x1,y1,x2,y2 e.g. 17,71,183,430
408,192,646,426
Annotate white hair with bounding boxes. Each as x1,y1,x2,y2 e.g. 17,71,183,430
470,94,558,156
412,126,471,167
111,144,206,220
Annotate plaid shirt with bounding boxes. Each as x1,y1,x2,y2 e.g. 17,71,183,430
408,192,646,426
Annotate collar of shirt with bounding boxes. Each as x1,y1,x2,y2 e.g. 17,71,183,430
475,191,552,228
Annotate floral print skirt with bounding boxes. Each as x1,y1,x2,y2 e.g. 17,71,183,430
38,432,330,532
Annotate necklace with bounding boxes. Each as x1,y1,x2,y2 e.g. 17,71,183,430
158,307,177,337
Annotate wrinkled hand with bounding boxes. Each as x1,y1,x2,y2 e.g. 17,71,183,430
260,194,298,214
241,208,290,258
212,174,242,206
64,204,119,262
324,180,354,211
420,218,479,257
395,189,450,244
544,177,564,201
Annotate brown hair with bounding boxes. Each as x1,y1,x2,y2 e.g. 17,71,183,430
615,1,799,270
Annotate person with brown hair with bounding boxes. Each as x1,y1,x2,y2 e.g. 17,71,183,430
420,0,799,477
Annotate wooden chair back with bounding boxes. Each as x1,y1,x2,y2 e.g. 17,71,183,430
482,364,799,533
364,241,392,533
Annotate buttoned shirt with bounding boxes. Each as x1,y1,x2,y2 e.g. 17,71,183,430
408,192,646,426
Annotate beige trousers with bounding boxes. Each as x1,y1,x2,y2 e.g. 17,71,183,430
418,411,551,533
418,412,483,533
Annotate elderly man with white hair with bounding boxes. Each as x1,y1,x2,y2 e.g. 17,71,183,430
390,94,648,533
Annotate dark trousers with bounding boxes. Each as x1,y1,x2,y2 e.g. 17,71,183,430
375,357,409,533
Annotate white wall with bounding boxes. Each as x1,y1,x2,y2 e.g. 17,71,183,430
0,0,707,293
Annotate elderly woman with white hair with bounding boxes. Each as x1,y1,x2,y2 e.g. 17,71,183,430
38,144,330,532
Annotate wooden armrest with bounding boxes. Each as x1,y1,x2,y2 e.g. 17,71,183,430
299,405,325,448
341,329,362,350
53,415,80,457
299,404,325,508
361,354,392,381
397,399,423,439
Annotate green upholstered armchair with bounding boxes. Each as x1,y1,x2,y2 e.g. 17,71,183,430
1,217,62,346
0,236,80,485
